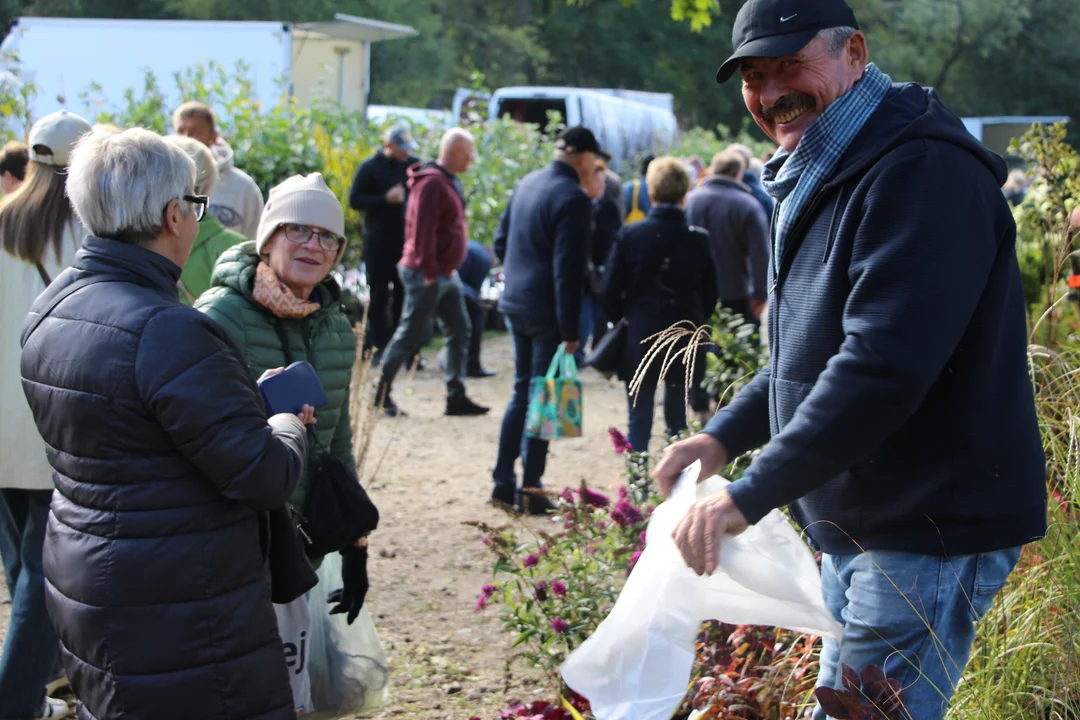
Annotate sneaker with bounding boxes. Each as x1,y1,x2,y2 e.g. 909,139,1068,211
489,484,517,511
467,368,497,379
37,697,70,719
517,490,556,516
445,393,490,416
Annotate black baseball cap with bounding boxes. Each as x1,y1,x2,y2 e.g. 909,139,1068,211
715,0,859,83
555,126,611,161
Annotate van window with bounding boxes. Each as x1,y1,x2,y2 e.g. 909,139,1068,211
495,98,568,131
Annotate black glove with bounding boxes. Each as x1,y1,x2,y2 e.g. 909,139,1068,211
328,544,369,624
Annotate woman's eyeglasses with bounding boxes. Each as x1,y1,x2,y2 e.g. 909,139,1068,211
281,223,344,252
184,194,208,221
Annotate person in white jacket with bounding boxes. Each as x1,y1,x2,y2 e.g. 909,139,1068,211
0,110,92,720
172,101,264,241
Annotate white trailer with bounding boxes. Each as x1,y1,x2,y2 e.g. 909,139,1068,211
488,86,678,173
0,13,416,133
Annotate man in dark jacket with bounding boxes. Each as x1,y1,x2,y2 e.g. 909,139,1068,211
653,3,1046,718
20,126,309,720
349,127,420,358
728,142,775,220
376,128,488,418
492,126,601,513
686,149,770,323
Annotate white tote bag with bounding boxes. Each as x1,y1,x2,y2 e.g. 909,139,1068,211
561,462,842,720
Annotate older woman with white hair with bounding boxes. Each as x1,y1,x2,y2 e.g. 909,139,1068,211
19,126,314,720
164,134,246,303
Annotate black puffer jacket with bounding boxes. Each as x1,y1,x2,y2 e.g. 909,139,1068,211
20,236,306,720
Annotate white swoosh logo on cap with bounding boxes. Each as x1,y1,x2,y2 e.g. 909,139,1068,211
780,14,798,21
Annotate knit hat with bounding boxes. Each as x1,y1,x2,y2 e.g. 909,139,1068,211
255,172,346,259
28,111,92,166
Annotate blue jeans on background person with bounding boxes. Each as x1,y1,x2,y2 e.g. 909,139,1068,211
492,313,562,496
0,489,61,720
626,378,687,453
576,295,594,365
814,547,1022,720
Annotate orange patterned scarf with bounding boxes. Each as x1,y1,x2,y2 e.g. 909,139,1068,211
253,261,321,319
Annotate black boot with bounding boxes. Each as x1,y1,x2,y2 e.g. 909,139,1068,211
445,381,489,416
374,378,405,417
517,489,556,516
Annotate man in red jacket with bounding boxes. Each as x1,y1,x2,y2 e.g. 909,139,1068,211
375,128,489,417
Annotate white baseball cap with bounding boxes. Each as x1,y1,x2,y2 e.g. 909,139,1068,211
28,111,92,167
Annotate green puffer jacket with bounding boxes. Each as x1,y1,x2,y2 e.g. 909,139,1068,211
179,215,247,305
195,242,357,512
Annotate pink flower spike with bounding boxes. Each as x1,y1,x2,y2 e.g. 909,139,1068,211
577,487,610,508
608,427,633,454
550,616,570,633
523,553,539,568
552,581,568,598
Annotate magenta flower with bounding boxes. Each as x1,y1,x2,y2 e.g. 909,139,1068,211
608,427,633,455
639,531,647,547
577,487,610,508
629,550,643,573
534,581,549,602
481,536,491,546
618,485,629,500
550,616,570,633
523,553,539,568
552,581,568,598
474,584,498,612
560,487,574,503
613,499,644,527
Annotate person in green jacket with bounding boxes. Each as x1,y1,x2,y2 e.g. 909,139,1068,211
165,135,246,304
196,173,371,714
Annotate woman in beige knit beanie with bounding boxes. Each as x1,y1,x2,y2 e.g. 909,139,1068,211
196,173,382,712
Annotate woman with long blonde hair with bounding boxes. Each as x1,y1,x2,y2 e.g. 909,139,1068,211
0,110,91,720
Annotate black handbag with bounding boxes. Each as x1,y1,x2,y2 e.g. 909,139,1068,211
302,434,380,559
271,319,380,559
266,505,319,604
584,317,628,379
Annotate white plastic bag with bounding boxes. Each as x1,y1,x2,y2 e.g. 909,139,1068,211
306,552,390,719
561,462,842,720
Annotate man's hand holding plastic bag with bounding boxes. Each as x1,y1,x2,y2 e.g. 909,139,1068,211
560,461,843,720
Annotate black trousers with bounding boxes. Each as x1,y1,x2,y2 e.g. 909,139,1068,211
364,244,405,353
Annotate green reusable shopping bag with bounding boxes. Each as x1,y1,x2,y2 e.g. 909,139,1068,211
525,346,584,440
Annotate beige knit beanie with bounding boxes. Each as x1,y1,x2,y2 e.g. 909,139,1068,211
255,173,346,259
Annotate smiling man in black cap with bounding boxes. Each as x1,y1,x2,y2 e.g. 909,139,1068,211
653,1,1046,717
491,126,607,514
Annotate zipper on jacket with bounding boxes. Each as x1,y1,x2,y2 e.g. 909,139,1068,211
821,188,847,264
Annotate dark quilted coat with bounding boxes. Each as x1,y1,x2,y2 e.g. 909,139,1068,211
195,242,358,514
19,236,306,720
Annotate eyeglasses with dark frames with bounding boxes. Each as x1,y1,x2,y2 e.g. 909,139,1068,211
183,194,208,221
281,223,344,252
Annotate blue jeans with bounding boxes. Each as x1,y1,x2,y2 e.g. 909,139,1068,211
381,266,470,389
626,379,687,453
0,489,60,720
815,547,1022,720
493,313,562,491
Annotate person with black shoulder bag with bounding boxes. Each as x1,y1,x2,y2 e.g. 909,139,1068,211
599,157,718,454
195,172,382,714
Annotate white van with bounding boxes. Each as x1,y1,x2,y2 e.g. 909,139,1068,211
488,86,678,173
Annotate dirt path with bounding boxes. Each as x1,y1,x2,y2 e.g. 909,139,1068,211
0,333,637,719
362,333,629,719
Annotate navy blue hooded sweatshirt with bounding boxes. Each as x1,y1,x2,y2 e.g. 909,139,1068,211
705,83,1047,556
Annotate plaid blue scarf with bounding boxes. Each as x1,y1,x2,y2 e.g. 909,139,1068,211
762,64,892,272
